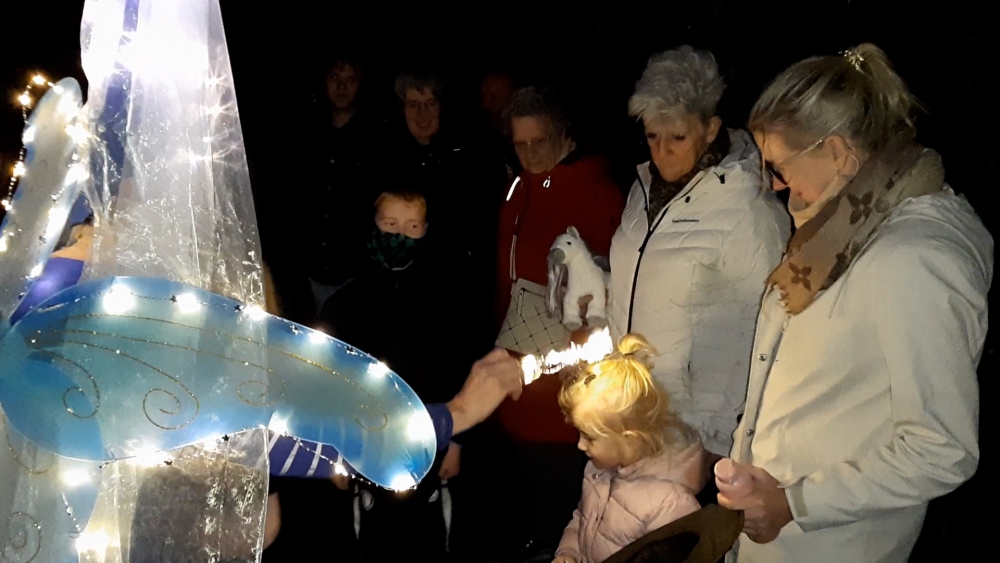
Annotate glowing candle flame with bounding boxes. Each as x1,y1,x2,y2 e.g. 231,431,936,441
520,327,614,385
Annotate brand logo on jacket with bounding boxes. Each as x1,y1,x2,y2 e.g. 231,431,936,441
672,218,700,223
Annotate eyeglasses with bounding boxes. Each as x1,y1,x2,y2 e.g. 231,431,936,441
404,99,439,113
762,137,825,186
513,134,554,154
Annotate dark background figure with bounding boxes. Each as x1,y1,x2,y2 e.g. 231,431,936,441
1,1,994,562
297,51,384,324
387,66,498,348
478,69,521,184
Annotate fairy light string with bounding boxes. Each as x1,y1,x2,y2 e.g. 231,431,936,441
3,73,54,212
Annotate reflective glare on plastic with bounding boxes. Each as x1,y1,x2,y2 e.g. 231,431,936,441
0,276,436,490
0,78,85,324
0,412,267,563
0,410,101,563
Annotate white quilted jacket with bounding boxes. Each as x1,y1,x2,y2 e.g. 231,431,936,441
609,130,791,455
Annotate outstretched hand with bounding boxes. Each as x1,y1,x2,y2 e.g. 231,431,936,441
447,348,523,435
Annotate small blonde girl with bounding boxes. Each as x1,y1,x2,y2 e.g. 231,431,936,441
553,334,705,563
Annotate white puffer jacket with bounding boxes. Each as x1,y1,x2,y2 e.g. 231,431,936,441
609,129,791,456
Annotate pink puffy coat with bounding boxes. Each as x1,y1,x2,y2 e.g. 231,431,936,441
555,442,705,563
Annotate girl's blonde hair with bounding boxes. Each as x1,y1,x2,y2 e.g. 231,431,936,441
558,333,691,459
749,43,919,152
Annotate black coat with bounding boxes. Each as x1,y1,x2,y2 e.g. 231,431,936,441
303,110,385,286
319,236,491,405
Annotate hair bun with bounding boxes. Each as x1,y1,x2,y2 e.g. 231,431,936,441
617,333,657,370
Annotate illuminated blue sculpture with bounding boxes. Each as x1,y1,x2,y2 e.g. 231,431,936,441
0,0,434,561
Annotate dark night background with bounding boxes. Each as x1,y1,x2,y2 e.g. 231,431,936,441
1,0,993,560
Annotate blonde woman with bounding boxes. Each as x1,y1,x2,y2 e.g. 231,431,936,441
553,335,705,563
717,44,993,562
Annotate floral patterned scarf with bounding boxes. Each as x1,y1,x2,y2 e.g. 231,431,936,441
768,140,945,315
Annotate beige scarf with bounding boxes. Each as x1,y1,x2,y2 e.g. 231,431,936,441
768,140,945,315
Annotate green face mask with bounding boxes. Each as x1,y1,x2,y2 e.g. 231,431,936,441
368,230,421,270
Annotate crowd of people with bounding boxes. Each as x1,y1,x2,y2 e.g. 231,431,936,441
255,42,991,563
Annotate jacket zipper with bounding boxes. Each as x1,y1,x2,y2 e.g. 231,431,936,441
508,175,532,284
626,171,705,332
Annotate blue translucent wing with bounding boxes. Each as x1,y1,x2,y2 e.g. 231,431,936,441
0,276,436,490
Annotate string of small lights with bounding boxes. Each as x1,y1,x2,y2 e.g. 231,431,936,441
2,73,53,212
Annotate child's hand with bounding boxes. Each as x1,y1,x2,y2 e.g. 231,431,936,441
552,556,576,563
438,441,461,480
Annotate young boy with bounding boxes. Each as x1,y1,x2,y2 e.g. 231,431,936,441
367,191,429,270
314,188,491,560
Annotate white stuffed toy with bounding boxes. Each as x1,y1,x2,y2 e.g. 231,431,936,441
546,226,609,331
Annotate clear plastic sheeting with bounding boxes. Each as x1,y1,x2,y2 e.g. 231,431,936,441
0,78,85,323
0,411,267,563
0,409,101,563
78,0,264,306
2,1,270,561
90,428,268,563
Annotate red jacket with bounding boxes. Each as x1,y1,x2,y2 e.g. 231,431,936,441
495,153,624,326
495,152,624,443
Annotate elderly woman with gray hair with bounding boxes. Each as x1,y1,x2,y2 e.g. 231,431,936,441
608,46,791,475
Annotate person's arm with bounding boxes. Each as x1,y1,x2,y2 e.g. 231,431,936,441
709,204,789,455
263,492,281,550
785,241,987,531
553,505,583,563
268,435,351,478
267,348,522,478
8,257,85,324
446,347,523,435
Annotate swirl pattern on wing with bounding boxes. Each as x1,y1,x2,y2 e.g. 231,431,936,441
0,276,436,490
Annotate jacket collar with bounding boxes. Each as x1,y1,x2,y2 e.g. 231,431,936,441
636,128,760,204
